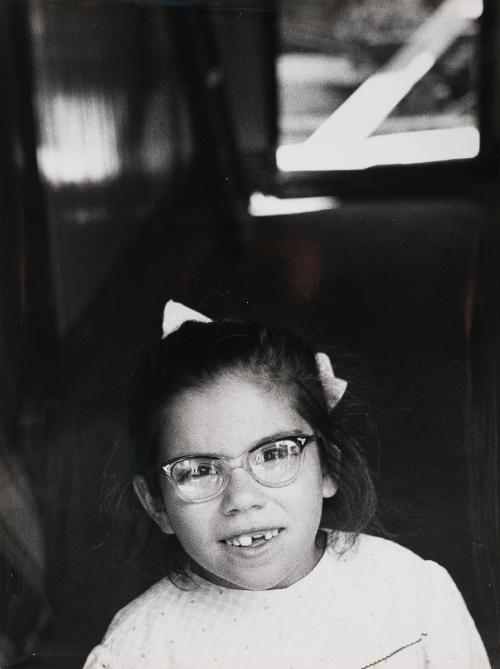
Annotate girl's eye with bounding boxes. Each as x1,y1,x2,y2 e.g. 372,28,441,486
261,446,280,462
173,460,218,482
192,463,216,478
257,440,301,464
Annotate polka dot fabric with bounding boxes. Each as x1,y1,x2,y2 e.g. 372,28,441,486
83,533,490,669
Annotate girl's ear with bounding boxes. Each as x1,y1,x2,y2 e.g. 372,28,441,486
133,475,175,535
322,471,338,498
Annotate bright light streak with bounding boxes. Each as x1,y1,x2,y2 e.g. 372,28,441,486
461,0,483,19
249,192,339,216
37,92,120,185
277,127,480,172
302,51,437,153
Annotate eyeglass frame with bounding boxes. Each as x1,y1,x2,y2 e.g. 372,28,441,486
157,433,317,503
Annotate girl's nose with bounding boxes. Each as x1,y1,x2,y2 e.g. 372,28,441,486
220,467,267,515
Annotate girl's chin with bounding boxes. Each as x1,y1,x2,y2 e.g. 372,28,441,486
189,531,326,590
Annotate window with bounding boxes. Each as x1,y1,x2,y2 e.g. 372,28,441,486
277,0,481,172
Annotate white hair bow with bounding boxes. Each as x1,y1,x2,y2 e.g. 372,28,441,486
162,300,347,409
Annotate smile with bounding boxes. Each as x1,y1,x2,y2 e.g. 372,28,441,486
222,528,281,547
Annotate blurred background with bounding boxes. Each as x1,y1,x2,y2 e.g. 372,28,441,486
0,0,498,666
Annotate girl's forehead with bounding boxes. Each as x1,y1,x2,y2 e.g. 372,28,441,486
159,375,308,459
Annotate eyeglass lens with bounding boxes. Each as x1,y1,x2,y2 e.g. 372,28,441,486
168,437,309,501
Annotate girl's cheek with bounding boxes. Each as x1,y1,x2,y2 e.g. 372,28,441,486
166,499,214,535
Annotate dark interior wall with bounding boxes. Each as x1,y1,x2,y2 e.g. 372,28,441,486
209,3,278,182
0,3,56,662
0,13,23,437
29,0,195,335
482,0,500,151
26,0,277,337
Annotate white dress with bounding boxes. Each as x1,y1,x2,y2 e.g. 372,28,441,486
83,533,491,669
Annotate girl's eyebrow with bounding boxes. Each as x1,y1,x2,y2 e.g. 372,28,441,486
168,428,311,463
248,428,311,452
181,428,312,460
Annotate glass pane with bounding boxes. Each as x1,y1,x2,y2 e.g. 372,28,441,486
277,0,481,171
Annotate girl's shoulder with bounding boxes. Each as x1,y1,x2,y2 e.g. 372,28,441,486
322,531,471,629
104,575,196,635
334,531,430,564
328,531,449,586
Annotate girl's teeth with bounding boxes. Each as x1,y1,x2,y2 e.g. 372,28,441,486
224,530,280,547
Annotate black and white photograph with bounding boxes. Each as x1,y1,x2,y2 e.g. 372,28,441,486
0,1,498,667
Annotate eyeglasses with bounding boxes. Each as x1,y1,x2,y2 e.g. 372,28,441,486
159,434,316,503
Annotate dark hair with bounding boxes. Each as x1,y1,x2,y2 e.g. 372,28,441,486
127,318,377,579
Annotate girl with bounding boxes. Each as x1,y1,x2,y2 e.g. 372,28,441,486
84,301,490,668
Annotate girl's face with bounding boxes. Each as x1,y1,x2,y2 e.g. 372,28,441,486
136,375,336,591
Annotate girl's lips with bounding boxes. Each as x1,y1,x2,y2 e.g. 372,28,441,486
220,528,283,549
